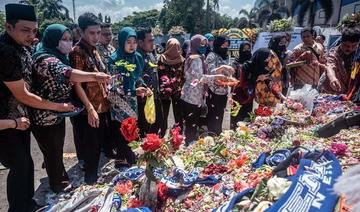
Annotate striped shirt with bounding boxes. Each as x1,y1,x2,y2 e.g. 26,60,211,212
289,42,325,88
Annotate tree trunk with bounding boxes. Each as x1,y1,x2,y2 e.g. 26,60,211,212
309,2,315,28
206,0,210,32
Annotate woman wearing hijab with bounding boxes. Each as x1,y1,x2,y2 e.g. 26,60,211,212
182,40,190,58
268,34,290,96
181,35,227,144
205,36,234,135
31,24,110,192
204,33,215,57
108,27,151,166
231,41,253,129
158,38,185,132
241,48,286,107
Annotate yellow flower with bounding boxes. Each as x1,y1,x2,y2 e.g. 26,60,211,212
115,60,136,72
197,138,205,145
148,62,158,68
220,148,229,157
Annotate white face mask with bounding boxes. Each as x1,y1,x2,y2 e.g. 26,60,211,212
57,40,73,54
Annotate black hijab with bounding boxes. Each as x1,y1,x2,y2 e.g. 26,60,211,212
242,48,271,85
235,41,252,64
213,36,229,60
268,34,287,63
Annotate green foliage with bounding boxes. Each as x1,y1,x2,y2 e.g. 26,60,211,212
112,9,160,33
159,0,206,34
267,18,293,32
338,12,360,30
0,12,5,32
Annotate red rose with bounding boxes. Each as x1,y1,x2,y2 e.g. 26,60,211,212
157,182,168,202
120,117,139,142
255,106,272,116
171,126,183,149
127,198,143,208
141,134,162,152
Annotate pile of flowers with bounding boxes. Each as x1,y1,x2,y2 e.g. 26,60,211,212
337,12,360,31
266,18,293,32
45,95,359,211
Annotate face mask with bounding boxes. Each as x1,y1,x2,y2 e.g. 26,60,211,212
57,40,73,54
198,45,207,55
242,50,252,60
277,45,286,52
218,47,229,56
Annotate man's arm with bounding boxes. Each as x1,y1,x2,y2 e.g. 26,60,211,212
4,79,74,112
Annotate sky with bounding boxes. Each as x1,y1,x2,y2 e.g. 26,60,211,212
1,0,255,22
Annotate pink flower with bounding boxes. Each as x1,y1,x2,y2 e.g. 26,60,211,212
170,126,183,149
330,142,348,157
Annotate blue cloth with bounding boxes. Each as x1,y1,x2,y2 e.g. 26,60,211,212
212,188,254,212
266,149,292,167
161,168,200,189
266,150,342,212
195,175,221,186
252,152,269,169
122,207,152,212
252,149,291,169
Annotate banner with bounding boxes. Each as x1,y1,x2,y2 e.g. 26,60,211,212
252,31,302,53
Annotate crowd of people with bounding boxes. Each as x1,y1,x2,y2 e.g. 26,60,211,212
0,3,360,212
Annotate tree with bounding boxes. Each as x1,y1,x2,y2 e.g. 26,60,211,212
291,0,333,27
112,9,159,33
159,0,206,34
239,7,259,28
256,0,290,27
98,13,103,22
0,12,5,32
38,0,70,21
205,0,220,32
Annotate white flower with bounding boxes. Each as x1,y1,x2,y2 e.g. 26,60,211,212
204,136,215,145
267,176,292,200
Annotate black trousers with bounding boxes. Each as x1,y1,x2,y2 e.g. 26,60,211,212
206,90,227,135
161,98,183,132
230,102,253,129
181,100,202,144
32,120,69,192
75,112,111,184
137,97,165,137
111,120,136,165
0,129,35,212
70,116,84,161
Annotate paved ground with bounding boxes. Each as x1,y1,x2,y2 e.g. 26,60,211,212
0,105,231,211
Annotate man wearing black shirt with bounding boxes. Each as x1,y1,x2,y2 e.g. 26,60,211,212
137,28,165,137
0,4,74,212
